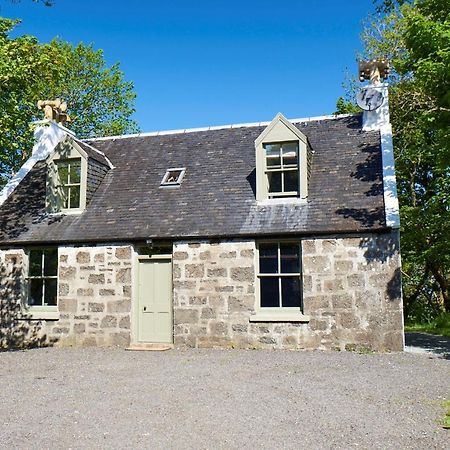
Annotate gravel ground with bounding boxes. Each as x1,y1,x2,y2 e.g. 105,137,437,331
0,348,449,450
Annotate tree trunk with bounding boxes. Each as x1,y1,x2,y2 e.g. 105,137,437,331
403,266,430,318
430,264,450,313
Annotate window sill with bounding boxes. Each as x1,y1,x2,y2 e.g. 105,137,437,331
257,197,307,206
48,209,84,216
21,309,59,321
249,313,310,323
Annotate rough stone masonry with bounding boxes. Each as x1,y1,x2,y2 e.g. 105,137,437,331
0,245,133,348
1,231,403,351
172,231,403,351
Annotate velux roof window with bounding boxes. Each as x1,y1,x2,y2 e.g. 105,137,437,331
160,168,186,186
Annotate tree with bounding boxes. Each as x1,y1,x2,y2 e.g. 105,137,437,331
334,97,361,114
339,0,450,315
2,1,53,6
0,17,138,186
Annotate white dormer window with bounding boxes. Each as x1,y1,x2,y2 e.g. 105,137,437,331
264,141,299,197
55,159,81,209
160,168,186,186
46,138,88,213
255,113,310,202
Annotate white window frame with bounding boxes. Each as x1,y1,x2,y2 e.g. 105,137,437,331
23,247,59,320
46,139,88,214
160,167,186,187
54,158,82,210
255,113,309,202
263,141,300,198
250,240,310,322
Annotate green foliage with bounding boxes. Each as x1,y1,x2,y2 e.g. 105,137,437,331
0,18,41,186
334,97,362,114
39,40,138,138
443,400,450,429
405,312,450,337
2,0,53,6
373,0,411,14
347,0,450,317
0,17,138,186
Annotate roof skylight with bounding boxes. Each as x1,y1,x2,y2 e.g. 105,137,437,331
160,168,186,186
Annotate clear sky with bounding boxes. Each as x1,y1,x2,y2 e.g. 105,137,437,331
1,0,376,132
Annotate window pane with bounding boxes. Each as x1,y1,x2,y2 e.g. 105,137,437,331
70,186,80,208
265,144,280,167
284,171,299,193
282,143,298,166
259,243,278,273
57,162,69,184
280,244,300,273
267,172,282,193
70,160,81,183
161,169,185,185
260,277,280,307
281,277,301,307
62,186,69,209
44,279,57,306
29,250,42,276
43,249,58,276
166,170,181,183
28,279,43,306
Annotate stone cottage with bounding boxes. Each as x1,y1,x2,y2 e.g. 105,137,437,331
0,84,404,350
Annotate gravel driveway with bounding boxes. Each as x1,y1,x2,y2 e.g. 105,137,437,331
0,348,448,450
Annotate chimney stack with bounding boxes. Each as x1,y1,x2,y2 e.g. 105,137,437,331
357,60,390,131
37,99,71,124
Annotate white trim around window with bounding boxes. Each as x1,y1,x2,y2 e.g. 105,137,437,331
46,139,88,214
160,168,186,187
255,113,309,202
250,241,309,323
23,247,59,320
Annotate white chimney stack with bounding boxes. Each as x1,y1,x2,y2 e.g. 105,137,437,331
357,59,400,229
357,59,391,131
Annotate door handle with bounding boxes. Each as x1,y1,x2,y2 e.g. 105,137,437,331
143,306,147,312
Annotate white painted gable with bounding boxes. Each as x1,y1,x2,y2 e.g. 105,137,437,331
0,120,71,207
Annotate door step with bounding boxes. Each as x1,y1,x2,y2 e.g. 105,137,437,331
126,343,173,351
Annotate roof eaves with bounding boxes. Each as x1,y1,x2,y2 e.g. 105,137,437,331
0,225,392,248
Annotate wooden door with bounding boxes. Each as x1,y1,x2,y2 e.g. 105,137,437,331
137,258,172,343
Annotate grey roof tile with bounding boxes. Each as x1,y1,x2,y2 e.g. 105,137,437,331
0,115,386,245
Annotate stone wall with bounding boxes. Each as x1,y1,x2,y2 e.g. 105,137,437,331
1,232,403,351
0,245,133,348
173,241,257,348
173,232,403,351
0,249,37,349
302,231,403,351
55,245,133,346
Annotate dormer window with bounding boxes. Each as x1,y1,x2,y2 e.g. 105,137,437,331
46,138,88,213
55,159,81,209
255,113,310,202
160,168,186,186
264,142,299,197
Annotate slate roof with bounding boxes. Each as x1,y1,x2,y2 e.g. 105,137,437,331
75,139,112,167
0,114,387,245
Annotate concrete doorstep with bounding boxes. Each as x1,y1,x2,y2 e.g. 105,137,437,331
125,343,173,351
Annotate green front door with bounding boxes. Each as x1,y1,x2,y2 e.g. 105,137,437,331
137,258,173,343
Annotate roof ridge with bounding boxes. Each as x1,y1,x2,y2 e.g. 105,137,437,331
85,113,358,142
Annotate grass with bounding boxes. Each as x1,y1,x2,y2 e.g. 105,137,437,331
442,400,450,429
405,313,450,338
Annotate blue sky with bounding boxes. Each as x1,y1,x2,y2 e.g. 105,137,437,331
2,0,376,132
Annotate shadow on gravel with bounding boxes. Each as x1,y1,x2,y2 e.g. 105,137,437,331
405,332,450,359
